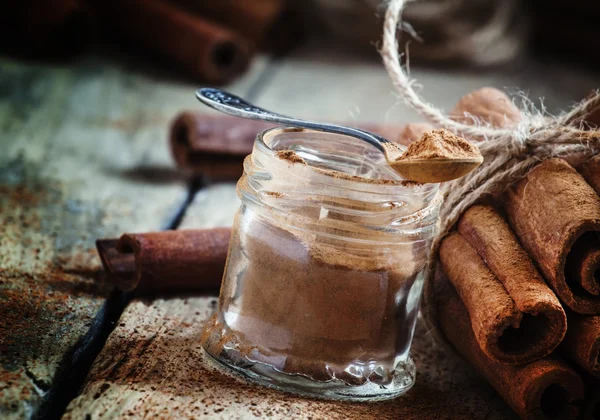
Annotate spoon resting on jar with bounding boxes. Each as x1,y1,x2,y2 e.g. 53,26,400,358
196,87,483,183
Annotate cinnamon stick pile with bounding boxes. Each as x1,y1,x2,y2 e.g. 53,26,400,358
435,87,600,419
3,0,303,84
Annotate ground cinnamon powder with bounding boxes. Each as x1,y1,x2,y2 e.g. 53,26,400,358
398,129,479,161
275,150,306,164
202,150,428,386
203,216,423,385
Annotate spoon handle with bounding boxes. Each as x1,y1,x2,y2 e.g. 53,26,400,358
196,88,390,152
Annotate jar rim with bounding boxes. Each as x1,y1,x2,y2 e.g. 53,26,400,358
241,126,442,240
257,126,437,192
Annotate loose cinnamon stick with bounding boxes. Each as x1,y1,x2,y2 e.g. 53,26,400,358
170,113,275,180
96,228,230,294
91,0,250,84
560,314,600,378
436,270,585,420
169,0,284,47
170,113,404,180
447,205,567,363
505,158,600,314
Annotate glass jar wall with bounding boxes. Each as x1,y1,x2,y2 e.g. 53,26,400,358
202,127,441,401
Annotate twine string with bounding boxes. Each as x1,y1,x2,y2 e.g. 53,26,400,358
381,0,600,251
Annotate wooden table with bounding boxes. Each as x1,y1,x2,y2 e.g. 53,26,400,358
2,43,599,419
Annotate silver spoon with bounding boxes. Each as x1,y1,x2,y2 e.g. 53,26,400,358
196,87,482,183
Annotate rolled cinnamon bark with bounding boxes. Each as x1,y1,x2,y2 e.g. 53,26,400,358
169,0,284,47
578,155,600,197
560,314,600,378
436,270,585,420
451,87,521,128
170,113,275,180
439,232,518,362
505,158,600,314
169,113,404,180
92,0,250,84
96,228,230,294
448,205,566,363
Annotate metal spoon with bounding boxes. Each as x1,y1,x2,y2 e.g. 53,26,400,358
196,87,482,183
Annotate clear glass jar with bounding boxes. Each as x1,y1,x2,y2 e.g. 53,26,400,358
202,127,441,401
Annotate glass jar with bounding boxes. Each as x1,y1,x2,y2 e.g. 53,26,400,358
202,127,441,401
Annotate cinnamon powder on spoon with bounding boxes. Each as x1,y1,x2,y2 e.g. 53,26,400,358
384,129,482,183
397,129,479,161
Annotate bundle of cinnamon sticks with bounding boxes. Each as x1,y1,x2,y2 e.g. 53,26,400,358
434,87,600,419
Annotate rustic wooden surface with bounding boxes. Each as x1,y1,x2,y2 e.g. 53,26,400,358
68,45,600,419
0,54,265,419
3,38,600,419
64,298,514,420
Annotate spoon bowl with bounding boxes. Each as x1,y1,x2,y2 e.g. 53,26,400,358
391,157,484,183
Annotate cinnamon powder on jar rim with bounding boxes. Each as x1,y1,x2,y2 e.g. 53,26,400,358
202,127,441,399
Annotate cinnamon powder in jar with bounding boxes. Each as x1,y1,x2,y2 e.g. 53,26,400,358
203,189,426,386
200,212,424,384
202,127,441,397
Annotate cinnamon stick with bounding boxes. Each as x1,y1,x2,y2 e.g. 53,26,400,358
169,113,404,180
578,155,600,197
169,113,275,180
169,0,284,47
440,207,567,364
436,270,585,420
560,314,600,378
96,228,230,294
452,205,566,363
505,158,600,314
91,0,250,84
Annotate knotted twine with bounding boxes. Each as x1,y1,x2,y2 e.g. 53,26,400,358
381,0,600,337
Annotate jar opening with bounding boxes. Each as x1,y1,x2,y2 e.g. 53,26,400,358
236,126,441,243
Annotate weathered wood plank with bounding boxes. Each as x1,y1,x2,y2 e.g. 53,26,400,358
63,298,514,419
0,54,267,418
178,184,240,230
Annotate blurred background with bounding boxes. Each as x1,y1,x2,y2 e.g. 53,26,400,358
2,0,599,85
